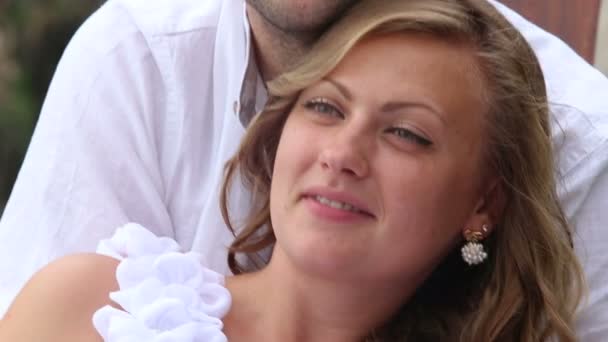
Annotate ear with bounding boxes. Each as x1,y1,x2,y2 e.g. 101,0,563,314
462,177,506,237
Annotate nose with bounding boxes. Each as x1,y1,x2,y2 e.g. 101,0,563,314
318,130,370,178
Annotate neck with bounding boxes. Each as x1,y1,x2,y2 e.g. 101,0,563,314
246,4,319,82
223,248,413,342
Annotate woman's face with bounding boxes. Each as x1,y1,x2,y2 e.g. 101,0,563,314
269,33,492,287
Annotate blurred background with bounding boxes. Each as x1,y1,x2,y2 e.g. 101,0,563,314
0,0,104,214
0,0,607,216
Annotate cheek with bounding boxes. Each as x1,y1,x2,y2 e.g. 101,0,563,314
272,117,316,185
366,163,474,282
379,159,475,240
270,116,319,221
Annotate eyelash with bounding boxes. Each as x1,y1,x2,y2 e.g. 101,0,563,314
303,98,343,118
303,97,433,147
386,127,433,146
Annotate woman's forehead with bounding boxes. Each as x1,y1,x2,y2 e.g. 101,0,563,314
319,33,488,124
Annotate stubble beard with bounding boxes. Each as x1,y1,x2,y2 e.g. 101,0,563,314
246,0,359,40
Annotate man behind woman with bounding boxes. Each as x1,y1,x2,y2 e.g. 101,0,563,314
0,0,586,341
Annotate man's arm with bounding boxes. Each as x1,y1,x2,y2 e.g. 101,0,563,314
492,1,608,340
563,143,608,341
0,1,174,315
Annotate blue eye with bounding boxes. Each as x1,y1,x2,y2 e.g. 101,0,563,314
387,127,433,146
304,98,343,118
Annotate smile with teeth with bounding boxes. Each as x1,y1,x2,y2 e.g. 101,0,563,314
313,195,365,214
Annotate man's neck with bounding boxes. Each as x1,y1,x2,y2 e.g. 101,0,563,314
246,4,319,82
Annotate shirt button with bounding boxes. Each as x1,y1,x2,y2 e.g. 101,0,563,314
233,101,240,114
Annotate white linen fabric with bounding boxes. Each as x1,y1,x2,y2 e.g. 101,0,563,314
93,223,231,342
0,0,606,339
0,0,254,314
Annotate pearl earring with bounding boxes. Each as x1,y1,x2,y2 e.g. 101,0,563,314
461,225,489,266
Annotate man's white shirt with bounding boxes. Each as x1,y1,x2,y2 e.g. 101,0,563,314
0,0,606,339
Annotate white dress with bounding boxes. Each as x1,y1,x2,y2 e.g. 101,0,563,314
92,224,232,341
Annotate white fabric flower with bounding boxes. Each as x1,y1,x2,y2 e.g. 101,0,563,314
93,223,231,342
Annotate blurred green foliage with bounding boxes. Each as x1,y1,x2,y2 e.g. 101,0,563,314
0,0,103,213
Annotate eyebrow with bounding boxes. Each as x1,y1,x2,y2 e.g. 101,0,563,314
322,77,445,124
380,102,445,124
323,77,353,101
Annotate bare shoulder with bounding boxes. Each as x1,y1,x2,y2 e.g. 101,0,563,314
0,253,120,342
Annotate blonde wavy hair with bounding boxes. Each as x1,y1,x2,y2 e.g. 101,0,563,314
221,0,585,340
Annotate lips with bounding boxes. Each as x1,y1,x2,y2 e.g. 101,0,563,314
312,195,366,214
302,188,375,218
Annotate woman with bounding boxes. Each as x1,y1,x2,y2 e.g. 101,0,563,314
0,0,584,341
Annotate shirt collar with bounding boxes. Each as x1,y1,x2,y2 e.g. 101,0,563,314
238,4,268,127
